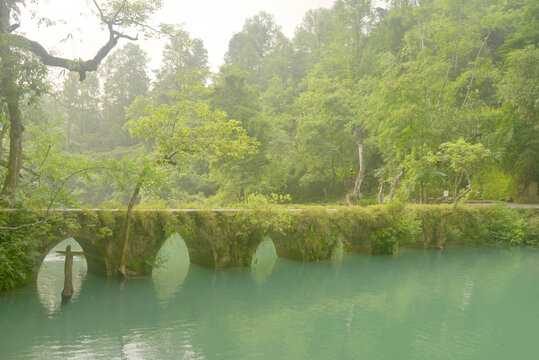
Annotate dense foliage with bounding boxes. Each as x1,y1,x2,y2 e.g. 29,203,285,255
0,205,76,291
3,0,531,207
0,0,537,290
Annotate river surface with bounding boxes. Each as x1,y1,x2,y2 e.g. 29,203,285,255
1,236,538,360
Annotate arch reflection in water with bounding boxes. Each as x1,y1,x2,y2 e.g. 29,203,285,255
251,237,277,284
331,241,344,261
152,233,190,305
37,238,87,314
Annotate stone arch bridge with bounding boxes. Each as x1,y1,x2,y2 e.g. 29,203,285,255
37,208,353,279
34,205,502,279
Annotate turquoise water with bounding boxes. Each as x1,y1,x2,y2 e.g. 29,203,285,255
1,236,538,360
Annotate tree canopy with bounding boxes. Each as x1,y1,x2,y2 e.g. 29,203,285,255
0,0,537,209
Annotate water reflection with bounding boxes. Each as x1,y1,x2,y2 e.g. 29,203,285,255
37,238,87,315
152,234,190,305
250,238,277,284
1,247,539,359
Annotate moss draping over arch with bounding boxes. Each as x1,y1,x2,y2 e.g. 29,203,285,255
1,205,537,292
175,210,266,268
267,207,341,261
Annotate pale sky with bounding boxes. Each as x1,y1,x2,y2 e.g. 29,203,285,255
19,0,337,74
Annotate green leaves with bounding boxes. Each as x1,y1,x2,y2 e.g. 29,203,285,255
431,138,490,175
99,0,163,32
126,88,258,162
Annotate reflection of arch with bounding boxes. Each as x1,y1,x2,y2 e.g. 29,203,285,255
39,235,108,276
331,239,344,261
251,238,277,284
152,234,191,304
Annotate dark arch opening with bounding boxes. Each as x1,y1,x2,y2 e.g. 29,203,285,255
152,233,191,304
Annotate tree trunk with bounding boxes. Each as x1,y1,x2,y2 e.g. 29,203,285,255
436,214,447,250
0,101,23,198
118,178,142,278
0,2,23,199
377,182,384,204
453,171,472,211
352,122,365,201
387,169,405,202
0,120,8,156
61,245,74,303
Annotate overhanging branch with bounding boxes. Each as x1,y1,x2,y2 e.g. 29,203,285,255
9,0,140,81
11,33,119,81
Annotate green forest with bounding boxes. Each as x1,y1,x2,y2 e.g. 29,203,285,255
1,0,538,209
1,1,539,355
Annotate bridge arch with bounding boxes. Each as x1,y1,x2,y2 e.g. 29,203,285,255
267,209,341,261
251,238,278,283
36,238,87,313
38,234,109,276
251,237,277,264
152,233,191,304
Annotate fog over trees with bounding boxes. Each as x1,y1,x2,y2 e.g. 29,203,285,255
0,0,537,208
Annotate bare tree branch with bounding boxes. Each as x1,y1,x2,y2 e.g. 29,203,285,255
92,0,106,21
10,33,119,80
112,30,137,41
9,0,140,81
8,23,19,33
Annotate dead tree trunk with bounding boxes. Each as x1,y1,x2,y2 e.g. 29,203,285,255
352,122,365,202
387,169,405,202
61,245,74,303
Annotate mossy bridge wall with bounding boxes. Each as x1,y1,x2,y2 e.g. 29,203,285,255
34,205,537,279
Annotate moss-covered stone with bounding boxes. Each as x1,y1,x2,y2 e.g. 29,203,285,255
177,210,266,268
1,204,537,292
268,207,340,261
